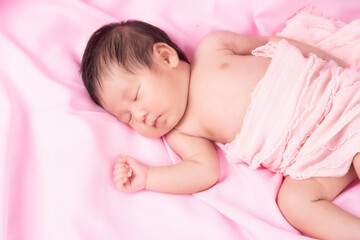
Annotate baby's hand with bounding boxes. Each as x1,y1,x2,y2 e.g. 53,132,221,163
113,156,149,193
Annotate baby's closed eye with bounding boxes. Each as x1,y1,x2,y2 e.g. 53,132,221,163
134,87,140,102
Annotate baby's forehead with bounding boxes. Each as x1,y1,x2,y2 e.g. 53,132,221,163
101,60,126,75
98,63,130,84
102,59,145,77
97,70,134,107
99,64,138,90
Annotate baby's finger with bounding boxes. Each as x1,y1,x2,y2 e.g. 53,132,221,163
117,156,130,164
114,163,129,171
113,168,132,176
116,181,127,191
114,175,128,183
113,175,122,182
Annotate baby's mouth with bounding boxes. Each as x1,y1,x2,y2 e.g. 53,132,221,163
153,115,162,128
152,118,158,127
146,115,159,127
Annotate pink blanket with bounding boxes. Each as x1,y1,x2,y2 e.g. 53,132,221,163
1,1,359,239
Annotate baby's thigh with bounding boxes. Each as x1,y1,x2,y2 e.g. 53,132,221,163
353,152,360,177
277,164,360,239
278,165,357,204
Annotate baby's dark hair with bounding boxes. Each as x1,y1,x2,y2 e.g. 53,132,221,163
80,20,189,106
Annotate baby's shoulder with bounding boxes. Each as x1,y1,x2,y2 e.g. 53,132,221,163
194,31,229,57
192,33,233,73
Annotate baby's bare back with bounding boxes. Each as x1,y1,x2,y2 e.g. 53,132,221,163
176,52,271,144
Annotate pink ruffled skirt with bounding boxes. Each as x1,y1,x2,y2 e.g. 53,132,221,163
226,8,360,179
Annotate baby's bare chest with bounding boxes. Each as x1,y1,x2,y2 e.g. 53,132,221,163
180,55,270,143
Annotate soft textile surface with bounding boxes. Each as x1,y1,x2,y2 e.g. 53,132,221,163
230,40,360,178
227,9,360,180
1,1,359,239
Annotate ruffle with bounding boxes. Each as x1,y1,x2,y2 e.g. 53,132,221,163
226,37,360,179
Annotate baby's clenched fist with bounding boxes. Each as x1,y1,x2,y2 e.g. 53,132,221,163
113,156,149,193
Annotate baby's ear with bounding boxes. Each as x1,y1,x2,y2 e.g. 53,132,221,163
153,43,179,68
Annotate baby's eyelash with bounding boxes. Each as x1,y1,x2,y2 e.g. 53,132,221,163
134,88,139,101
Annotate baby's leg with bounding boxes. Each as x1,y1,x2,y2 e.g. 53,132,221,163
277,165,360,240
353,152,360,177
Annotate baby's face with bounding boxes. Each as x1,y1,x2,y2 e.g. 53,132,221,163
98,61,189,138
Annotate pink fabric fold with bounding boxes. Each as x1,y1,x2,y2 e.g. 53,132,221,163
227,6,360,179
227,39,360,179
278,6,360,70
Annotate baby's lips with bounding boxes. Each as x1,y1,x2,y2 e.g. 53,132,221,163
145,116,156,126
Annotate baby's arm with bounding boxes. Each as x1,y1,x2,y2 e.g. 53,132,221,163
270,36,348,68
113,130,220,194
146,130,219,194
198,31,347,67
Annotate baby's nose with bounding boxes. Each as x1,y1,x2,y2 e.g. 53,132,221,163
133,110,147,123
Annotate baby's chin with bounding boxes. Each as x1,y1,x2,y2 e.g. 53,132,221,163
136,114,182,138
137,126,172,139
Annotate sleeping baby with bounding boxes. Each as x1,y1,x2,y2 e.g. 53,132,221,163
80,19,360,239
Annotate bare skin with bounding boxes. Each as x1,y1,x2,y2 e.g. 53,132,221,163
100,31,360,239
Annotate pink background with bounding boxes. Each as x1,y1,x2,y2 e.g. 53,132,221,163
1,0,359,239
